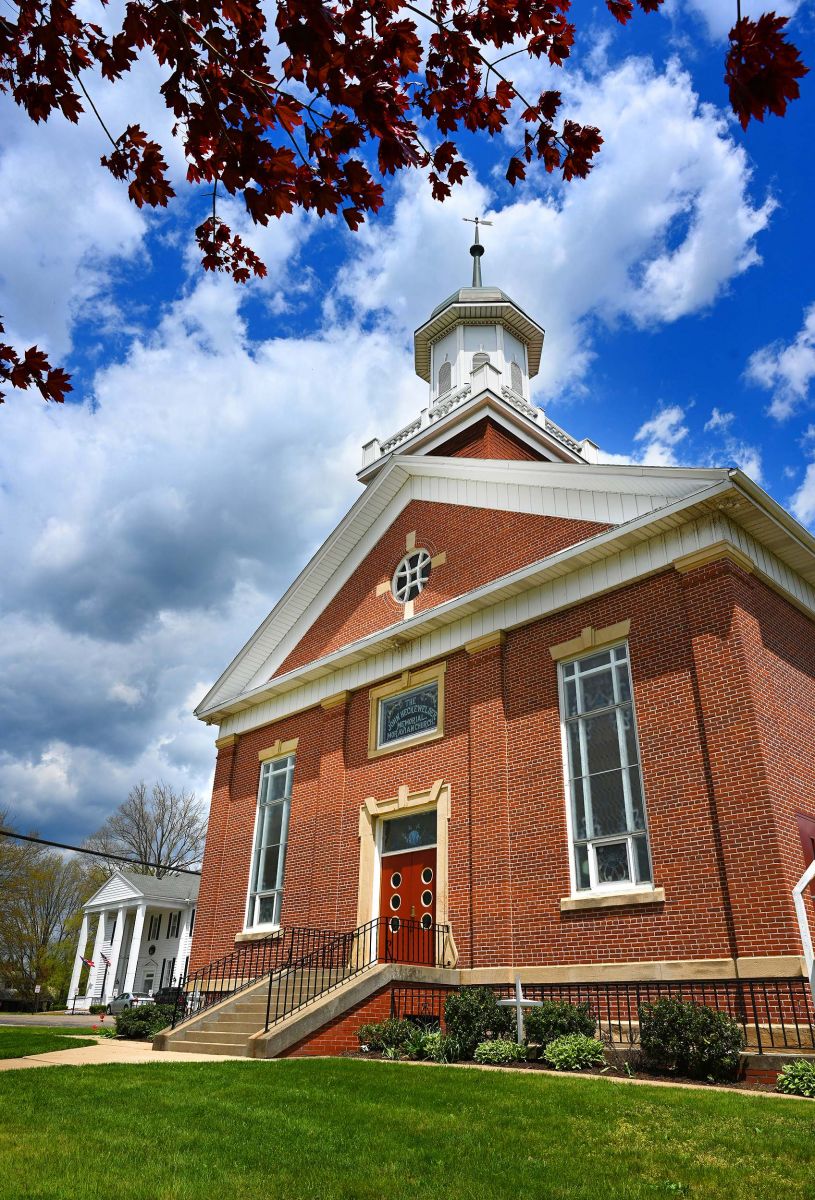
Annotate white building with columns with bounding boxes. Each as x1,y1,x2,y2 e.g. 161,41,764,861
67,870,199,1010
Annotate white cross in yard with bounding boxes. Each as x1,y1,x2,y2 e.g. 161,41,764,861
498,976,545,1044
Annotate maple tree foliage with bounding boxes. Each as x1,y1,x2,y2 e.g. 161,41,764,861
0,0,808,403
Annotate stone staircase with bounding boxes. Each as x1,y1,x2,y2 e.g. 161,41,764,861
158,966,349,1056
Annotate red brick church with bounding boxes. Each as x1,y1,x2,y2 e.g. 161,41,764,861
160,237,815,1058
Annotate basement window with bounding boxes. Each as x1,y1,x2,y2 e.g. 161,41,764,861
559,644,653,894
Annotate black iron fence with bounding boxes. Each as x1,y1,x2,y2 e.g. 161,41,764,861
390,977,815,1055
263,917,451,1031
170,926,339,1029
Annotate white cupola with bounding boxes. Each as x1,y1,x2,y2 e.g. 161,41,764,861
358,222,594,482
413,219,545,407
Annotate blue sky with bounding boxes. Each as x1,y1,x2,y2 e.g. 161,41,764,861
1,0,814,844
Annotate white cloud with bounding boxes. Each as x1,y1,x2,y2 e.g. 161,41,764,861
338,58,772,401
665,0,802,43
634,405,690,465
746,302,815,421
791,464,815,527
596,402,762,481
0,268,421,839
704,407,734,431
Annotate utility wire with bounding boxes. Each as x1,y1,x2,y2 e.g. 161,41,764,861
0,827,201,876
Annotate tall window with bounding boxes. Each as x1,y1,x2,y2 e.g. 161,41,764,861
247,754,295,928
167,911,180,939
560,644,652,892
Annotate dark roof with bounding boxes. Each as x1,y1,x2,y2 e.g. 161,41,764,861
118,871,200,903
430,285,526,320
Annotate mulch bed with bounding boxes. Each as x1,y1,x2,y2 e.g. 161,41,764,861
341,1049,780,1092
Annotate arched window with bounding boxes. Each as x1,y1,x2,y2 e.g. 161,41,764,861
437,360,452,395
511,359,523,395
472,351,491,369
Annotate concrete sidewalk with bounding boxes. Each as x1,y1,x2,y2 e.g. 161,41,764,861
0,1037,252,1071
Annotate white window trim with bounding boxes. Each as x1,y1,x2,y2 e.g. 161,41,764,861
558,641,654,900
243,753,294,934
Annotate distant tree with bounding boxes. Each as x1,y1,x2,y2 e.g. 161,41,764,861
85,781,207,878
0,807,27,895
0,0,807,405
0,848,94,1003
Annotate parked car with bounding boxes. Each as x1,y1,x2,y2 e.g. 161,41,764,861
106,991,152,1015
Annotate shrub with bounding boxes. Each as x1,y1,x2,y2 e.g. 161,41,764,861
115,1003,175,1040
444,988,513,1059
639,996,744,1081
474,1039,526,1065
88,1004,107,1016
524,1000,596,1047
356,1018,414,1054
777,1059,815,1098
422,1031,462,1063
543,1034,606,1071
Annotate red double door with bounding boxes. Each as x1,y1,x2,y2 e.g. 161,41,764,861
379,846,437,964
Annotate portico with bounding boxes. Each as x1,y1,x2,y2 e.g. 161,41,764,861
68,870,199,1010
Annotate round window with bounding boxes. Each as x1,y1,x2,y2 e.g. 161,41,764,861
390,872,402,889
421,890,433,907
420,913,432,930
390,894,401,911
421,867,433,885
389,917,401,932
392,549,432,604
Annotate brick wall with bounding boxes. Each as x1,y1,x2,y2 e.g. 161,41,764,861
280,986,394,1057
429,417,543,461
274,499,610,677
191,561,815,977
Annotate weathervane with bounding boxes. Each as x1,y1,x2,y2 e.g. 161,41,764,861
463,216,492,287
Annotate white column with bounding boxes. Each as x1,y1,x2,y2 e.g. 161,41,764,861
87,912,107,998
67,912,89,1004
105,905,127,1002
123,903,147,993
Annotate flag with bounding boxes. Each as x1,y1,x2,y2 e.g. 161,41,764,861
81,956,94,968
101,954,111,967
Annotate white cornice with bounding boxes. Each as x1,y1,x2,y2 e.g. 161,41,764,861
356,386,586,484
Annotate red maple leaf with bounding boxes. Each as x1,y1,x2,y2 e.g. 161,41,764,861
726,14,809,129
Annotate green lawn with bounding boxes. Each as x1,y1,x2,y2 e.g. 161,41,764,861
0,1060,812,1199
0,1025,97,1060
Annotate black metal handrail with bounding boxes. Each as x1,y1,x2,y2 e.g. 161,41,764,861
169,926,341,1029
389,977,815,1056
264,916,450,1032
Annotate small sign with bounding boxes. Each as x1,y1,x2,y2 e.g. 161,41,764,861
34,985,41,994
380,683,438,746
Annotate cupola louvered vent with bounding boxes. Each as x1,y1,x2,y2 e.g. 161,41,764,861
472,351,491,369
511,359,522,394
438,359,452,395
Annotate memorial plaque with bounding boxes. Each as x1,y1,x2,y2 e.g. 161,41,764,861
379,682,438,746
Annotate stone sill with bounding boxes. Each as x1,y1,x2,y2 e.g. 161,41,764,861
234,928,283,944
560,887,665,913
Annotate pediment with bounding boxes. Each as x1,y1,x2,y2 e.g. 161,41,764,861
196,457,732,720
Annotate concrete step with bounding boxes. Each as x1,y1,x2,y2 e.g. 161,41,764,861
173,1039,249,1056
178,1030,250,1046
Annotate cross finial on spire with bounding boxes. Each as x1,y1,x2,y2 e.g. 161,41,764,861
463,216,493,287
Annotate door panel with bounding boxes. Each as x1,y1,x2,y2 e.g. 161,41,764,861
379,847,437,964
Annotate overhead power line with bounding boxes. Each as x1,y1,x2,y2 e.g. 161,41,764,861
0,827,201,876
